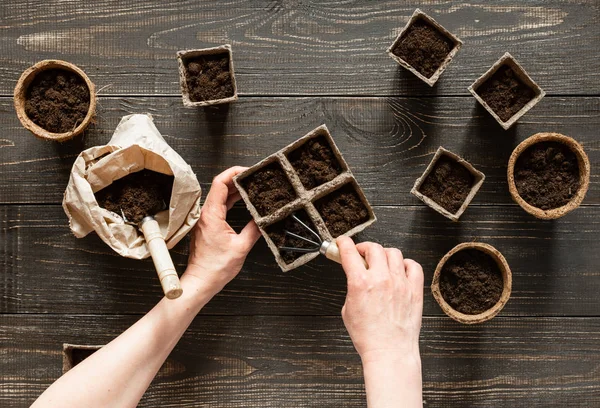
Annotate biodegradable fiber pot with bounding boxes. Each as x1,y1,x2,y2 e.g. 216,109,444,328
387,8,462,86
14,60,96,142
507,132,590,220
62,344,103,373
431,242,512,324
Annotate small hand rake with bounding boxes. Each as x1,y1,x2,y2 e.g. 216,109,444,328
279,214,368,268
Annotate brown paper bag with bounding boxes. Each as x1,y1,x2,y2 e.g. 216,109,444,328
62,114,201,259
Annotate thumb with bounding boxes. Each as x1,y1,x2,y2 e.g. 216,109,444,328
336,236,366,283
238,220,261,253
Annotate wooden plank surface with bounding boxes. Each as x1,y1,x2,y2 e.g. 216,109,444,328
2,205,598,316
1,315,599,407
1,96,599,205
0,1,598,96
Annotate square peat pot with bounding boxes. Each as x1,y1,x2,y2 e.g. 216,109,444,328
411,147,485,221
468,52,545,130
62,343,103,373
177,44,238,107
234,125,376,271
387,8,462,86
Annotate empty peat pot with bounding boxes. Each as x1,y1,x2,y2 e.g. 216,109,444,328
14,60,96,142
468,53,545,130
411,147,485,221
507,132,590,220
177,44,238,107
387,8,462,86
431,242,512,324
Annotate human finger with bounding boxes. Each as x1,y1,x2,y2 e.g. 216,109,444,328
355,242,387,272
226,191,242,211
204,167,248,218
385,248,405,277
237,220,261,253
337,236,367,282
404,259,424,301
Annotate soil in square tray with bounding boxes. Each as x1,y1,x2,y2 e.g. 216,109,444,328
25,68,90,133
242,162,297,216
514,142,580,210
184,53,234,102
439,249,503,315
392,19,454,79
95,170,174,224
267,210,318,264
418,156,475,215
476,65,535,122
288,135,343,190
71,348,97,367
314,184,369,238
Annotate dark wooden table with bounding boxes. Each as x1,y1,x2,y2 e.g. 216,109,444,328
1,1,599,406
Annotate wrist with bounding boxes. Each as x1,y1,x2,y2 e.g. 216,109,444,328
360,346,421,370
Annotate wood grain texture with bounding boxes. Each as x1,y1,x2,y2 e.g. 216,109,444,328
1,315,599,407
2,205,598,316
1,96,599,205
0,0,598,96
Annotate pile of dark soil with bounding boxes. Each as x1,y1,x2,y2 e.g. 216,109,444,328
184,53,234,102
95,170,174,224
419,156,475,214
288,136,342,190
242,162,297,216
267,210,317,264
314,184,369,237
392,19,454,79
476,65,535,122
514,142,580,210
439,249,503,315
25,68,90,133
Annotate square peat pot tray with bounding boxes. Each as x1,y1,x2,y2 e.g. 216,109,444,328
411,147,485,221
387,8,463,86
234,125,376,271
62,343,103,373
468,52,545,130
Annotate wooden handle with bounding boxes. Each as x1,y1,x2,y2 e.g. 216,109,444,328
322,241,369,269
140,217,182,299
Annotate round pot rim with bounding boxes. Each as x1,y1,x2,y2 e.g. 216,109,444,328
14,59,96,142
431,242,512,324
507,132,590,220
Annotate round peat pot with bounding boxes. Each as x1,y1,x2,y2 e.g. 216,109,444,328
14,60,96,142
507,132,590,220
431,242,512,324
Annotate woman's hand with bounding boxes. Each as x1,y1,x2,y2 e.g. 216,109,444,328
337,236,424,408
186,166,261,296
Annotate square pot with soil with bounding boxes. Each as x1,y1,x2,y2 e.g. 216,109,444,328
234,124,376,271
507,132,590,220
431,242,512,324
468,52,545,130
177,44,238,107
387,8,462,86
62,344,103,373
411,147,485,221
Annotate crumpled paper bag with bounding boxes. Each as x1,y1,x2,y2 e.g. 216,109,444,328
62,114,202,259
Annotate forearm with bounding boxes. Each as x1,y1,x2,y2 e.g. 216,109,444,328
31,271,216,408
362,350,423,408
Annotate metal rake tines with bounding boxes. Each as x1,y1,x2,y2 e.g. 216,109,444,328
278,214,323,254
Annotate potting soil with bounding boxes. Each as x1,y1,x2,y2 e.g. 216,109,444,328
419,156,474,214
184,53,234,102
25,68,90,133
439,249,503,315
314,184,369,237
95,170,174,224
267,210,317,264
288,136,342,190
476,65,535,122
242,162,296,216
514,141,580,210
392,19,454,79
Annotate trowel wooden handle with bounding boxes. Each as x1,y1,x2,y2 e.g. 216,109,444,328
322,241,369,269
140,217,182,300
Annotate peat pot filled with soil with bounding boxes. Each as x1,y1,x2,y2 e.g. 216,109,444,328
431,242,512,324
507,132,590,220
469,53,545,130
411,147,485,221
14,60,96,142
387,8,462,86
177,44,238,107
